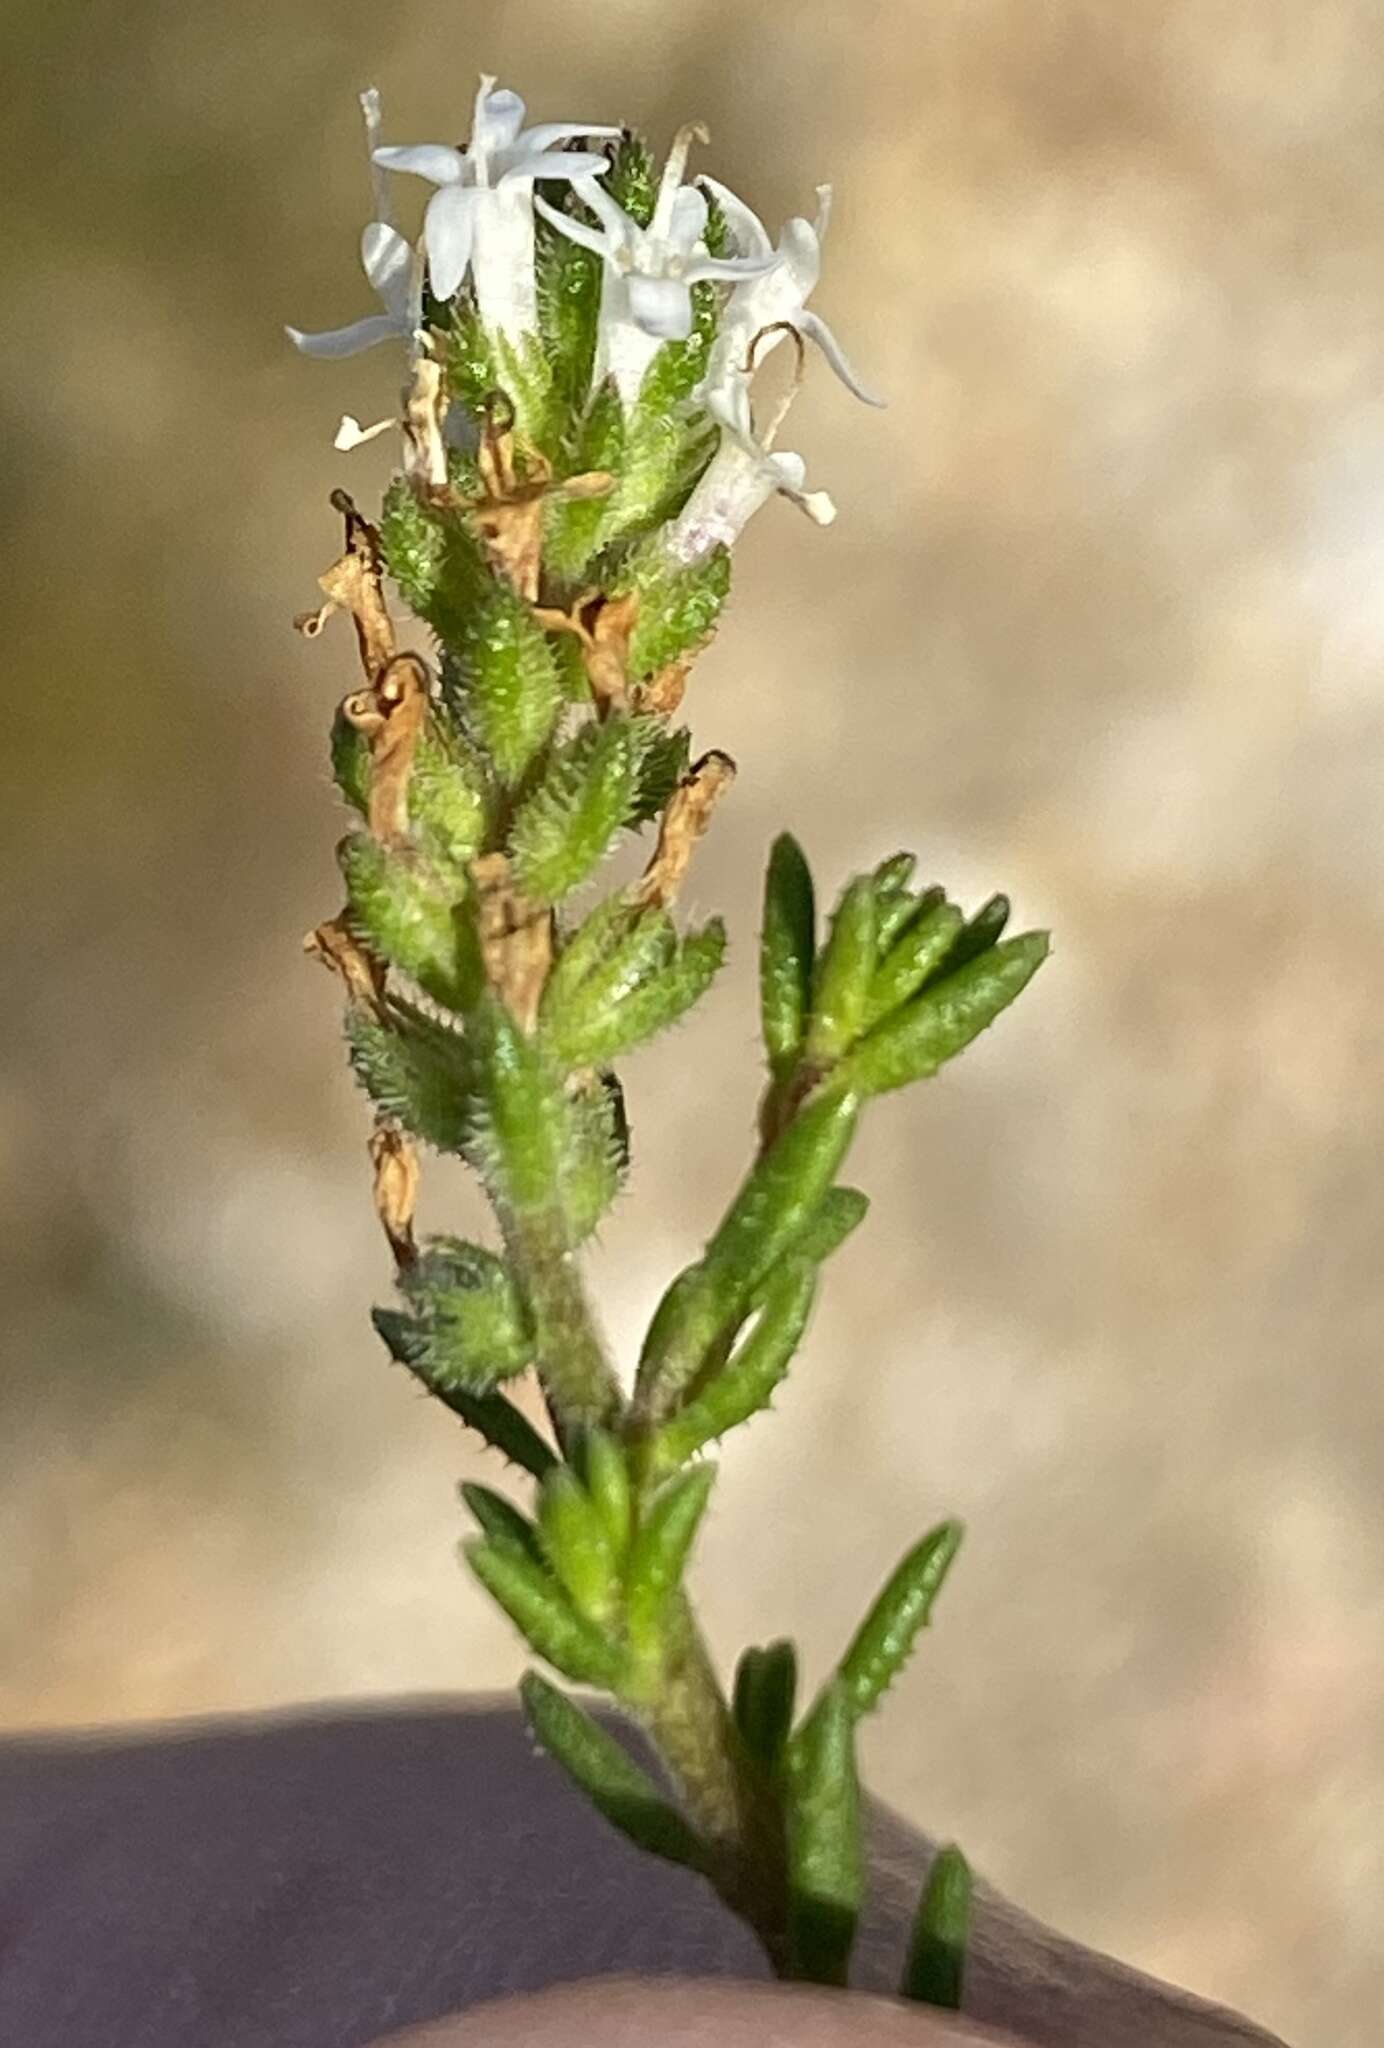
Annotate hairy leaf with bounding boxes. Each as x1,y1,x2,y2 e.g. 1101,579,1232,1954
651,1259,818,1469
846,933,1049,1096
537,1465,621,1625
837,1520,964,1721
520,1671,705,1871
372,1310,555,1478
785,1679,864,1986
461,1482,544,1564
510,717,640,905
626,1464,718,1660
761,833,816,1075
465,1538,622,1686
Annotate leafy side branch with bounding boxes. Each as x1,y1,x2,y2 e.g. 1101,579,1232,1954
293,82,1044,2002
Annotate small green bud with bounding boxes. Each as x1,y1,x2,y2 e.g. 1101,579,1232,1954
537,1466,621,1625
339,834,471,1012
902,1844,973,2010
543,919,727,1071
460,584,563,786
786,1678,865,1987
760,834,816,1076
471,995,571,1215
836,1520,964,1721
623,545,730,680
845,933,1049,1096
466,1538,622,1686
396,1237,535,1392
626,1464,718,1667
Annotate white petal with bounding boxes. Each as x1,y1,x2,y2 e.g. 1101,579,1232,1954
698,175,773,260
813,184,833,242
425,184,478,298
533,192,612,259
627,274,694,340
285,313,404,359
518,121,622,153
372,143,466,186
666,184,708,256
497,148,610,186
797,309,886,407
334,413,396,450
360,221,412,304
572,173,634,241
473,83,526,155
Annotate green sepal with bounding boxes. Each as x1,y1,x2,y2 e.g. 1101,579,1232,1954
371,1309,555,1478
785,1678,865,1986
605,132,656,225
470,995,572,1216
559,1073,628,1242
394,1237,535,1392
622,545,730,681
860,899,965,1032
520,1671,706,1872
458,583,563,787
543,898,673,1033
378,476,448,620
630,723,691,825
346,1002,474,1154
408,721,492,870
545,379,625,583
442,290,499,418
493,329,561,454
577,1428,633,1560
461,1481,544,1564
543,918,726,1071
339,834,472,1012
329,708,370,817
650,1258,817,1469
637,1089,859,1411
465,1537,623,1686
806,877,877,1062
844,934,1049,1097
760,833,816,1076
537,1465,621,1625
902,1844,973,2010
626,1464,717,1662
837,1520,964,1722
510,716,640,905
733,1639,798,1774
923,892,1011,986
535,200,602,418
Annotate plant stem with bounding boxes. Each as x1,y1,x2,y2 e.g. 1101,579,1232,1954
505,1207,624,1437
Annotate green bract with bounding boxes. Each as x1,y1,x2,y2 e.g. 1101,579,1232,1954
296,81,1049,2002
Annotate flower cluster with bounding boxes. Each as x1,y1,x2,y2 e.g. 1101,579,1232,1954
289,76,881,554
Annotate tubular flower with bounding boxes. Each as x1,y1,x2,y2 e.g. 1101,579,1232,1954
534,125,778,406
287,91,420,360
373,75,618,345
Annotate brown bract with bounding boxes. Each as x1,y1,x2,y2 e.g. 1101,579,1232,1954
462,396,612,604
295,491,397,685
471,850,553,1031
342,652,431,848
303,914,387,1016
533,589,641,715
636,750,737,908
404,350,449,494
368,1122,420,1269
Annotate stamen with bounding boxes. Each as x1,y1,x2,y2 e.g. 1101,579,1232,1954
360,89,393,227
652,120,710,239
745,321,808,451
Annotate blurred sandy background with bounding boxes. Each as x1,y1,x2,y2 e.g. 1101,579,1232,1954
4,2,1383,2041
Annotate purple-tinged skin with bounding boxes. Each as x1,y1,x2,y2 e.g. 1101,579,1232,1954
0,1697,1289,2048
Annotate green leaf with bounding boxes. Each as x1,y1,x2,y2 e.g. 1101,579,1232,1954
459,584,563,787
733,1639,798,1774
651,1259,817,1469
466,1537,622,1686
837,1520,964,1722
806,877,877,1062
761,833,816,1075
471,995,570,1215
346,1003,474,1154
543,919,726,1071
461,1481,544,1564
371,1310,555,1478
845,933,1049,1097
785,1678,865,1986
626,1464,718,1661
877,880,945,953
923,892,1011,986
784,1186,869,1270
629,723,691,826
637,1091,857,1411
623,546,730,681
339,835,472,1012
537,1466,621,1625
902,1844,973,2010
520,1671,706,1871
559,1072,628,1242
395,1238,535,1392
860,899,965,1032
408,721,492,869
579,1428,633,1559
510,716,640,905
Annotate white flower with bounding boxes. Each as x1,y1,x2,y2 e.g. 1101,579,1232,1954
373,76,618,345
287,91,420,360
534,125,778,405
665,411,836,565
698,181,884,423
